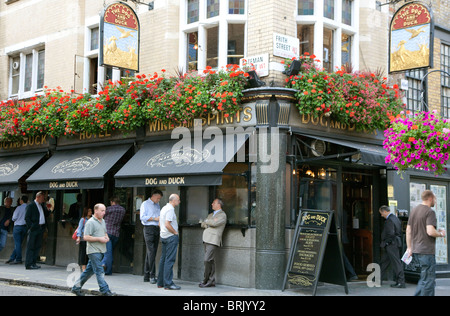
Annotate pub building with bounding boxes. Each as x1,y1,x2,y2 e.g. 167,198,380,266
2,85,440,290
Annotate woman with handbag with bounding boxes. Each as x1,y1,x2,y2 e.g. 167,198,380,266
76,207,92,271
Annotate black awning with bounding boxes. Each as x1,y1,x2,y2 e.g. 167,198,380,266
26,144,131,190
115,134,248,187
0,153,46,191
297,134,387,166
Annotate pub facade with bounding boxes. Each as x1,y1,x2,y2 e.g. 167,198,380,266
1,0,450,289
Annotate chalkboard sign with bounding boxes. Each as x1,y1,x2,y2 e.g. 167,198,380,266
283,209,348,295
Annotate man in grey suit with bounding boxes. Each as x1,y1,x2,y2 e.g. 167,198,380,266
379,205,405,288
199,198,227,288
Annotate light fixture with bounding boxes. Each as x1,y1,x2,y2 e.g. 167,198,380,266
283,59,301,76
318,168,326,179
246,70,266,88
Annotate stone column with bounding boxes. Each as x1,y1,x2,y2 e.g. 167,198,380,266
253,92,288,290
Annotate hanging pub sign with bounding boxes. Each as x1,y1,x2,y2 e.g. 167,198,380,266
100,2,140,72
389,2,433,73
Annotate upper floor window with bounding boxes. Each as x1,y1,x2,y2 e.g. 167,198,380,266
181,0,247,73
296,0,357,72
9,48,45,99
441,44,450,118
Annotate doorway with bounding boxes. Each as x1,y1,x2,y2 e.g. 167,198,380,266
342,171,373,276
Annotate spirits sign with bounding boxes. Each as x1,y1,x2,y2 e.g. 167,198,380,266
389,2,433,73
100,2,140,72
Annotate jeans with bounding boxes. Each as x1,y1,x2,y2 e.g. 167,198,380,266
157,235,179,288
101,234,119,275
0,229,7,253
414,254,436,296
72,252,110,294
9,225,27,262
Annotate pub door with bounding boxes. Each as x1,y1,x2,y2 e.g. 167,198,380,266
342,170,373,276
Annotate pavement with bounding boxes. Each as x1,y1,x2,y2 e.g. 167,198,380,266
1,260,450,296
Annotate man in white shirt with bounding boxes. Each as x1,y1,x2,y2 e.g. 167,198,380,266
7,196,29,264
157,194,181,290
140,189,163,283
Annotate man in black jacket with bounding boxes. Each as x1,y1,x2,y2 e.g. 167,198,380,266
25,192,48,269
379,205,405,288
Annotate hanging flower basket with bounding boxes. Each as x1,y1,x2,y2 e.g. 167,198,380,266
384,111,450,175
283,53,405,132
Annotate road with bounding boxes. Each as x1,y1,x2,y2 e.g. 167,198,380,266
0,281,74,296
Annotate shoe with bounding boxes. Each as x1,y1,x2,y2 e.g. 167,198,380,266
11,261,23,265
199,282,215,288
5,259,13,264
71,288,85,296
164,284,181,290
347,275,359,282
390,283,406,288
143,278,150,282
102,291,116,296
150,278,157,284
26,264,41,270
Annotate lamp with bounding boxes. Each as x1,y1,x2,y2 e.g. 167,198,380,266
283,59,301,76
246,70,266,88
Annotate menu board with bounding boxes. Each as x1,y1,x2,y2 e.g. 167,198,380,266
283,210,348,295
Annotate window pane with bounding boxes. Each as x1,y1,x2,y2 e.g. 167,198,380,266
323,28,334,72
341,34,351,67
227,24,244,65
207,0,220,18
90,27,99,50
324,0,335,19
187,0,199,23
207,26,219,69
37,50,45,90
229,0,245,14
187,31,198,71
185,187,209,224
216,174,248,225
24,53,33,92
342,0,352,25
297,24,314,56
298,0,314,15
11,56,20,95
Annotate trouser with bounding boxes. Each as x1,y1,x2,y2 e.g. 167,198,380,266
101,234,119,275
25,226,44,267
414,254,436,296
72,252,110,294
380,244,405,284
157,235,179,288
143,225,160,279
203,243,218,284
9,225,28,262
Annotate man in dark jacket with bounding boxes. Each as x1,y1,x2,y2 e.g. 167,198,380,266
25,192,48,269
0,197,14,253
379,205,405,288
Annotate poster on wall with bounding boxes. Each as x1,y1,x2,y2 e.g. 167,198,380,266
100,2,140,72
430,185,448,264
389,2,433,73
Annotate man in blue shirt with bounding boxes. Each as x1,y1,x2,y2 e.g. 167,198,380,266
7,196,29,264
140,189,163,284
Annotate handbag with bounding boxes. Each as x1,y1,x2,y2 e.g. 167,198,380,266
72,218,86,240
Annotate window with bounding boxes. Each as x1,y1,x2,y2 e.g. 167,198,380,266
83,22,119,94
207,0,220,18
441,44,450,118
342,0,352,25
298,25,314,55
9,48,45,99
405,69,426,116
297,0,358,72
229,0,245,14
188,0,200,23
324,0,335,20
181,0,247,72
323,28,334,72
298,0,314,15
